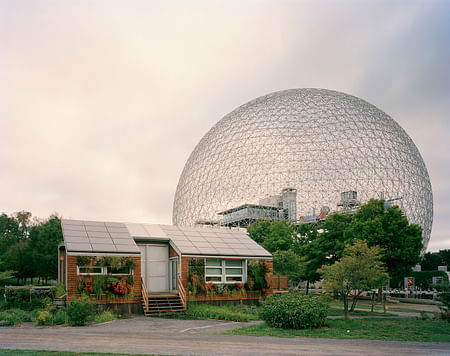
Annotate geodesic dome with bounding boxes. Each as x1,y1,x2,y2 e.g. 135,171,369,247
172,88,433,250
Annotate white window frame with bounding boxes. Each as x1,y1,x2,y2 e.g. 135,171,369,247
205,259,246,284
77,266,105,275
77,265,133,276
107,266,132,276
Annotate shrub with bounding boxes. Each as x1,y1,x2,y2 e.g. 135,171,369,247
52,283,66,298
35,310,52,325
4,288,50,310
391,271,449,290
260,291,329,329
94,311,117,323
247,261,268,291
67,296,94,326
0,308,32,326
53,309,68,325
186,303,259,322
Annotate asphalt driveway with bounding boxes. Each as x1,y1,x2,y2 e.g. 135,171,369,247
1,316,449,355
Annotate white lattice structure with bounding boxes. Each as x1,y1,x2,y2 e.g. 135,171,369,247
173,89,433,250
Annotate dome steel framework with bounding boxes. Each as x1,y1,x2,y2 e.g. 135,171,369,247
173,88,433,250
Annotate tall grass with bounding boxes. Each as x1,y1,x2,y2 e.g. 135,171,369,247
185,303,259,322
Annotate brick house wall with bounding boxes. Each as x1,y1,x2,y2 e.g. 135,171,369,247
65,255,141,304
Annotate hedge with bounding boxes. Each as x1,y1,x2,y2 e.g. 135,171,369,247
391,271,449,290
4,288,52,310
260,291,329,329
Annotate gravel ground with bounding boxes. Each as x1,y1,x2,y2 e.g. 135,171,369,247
1,316,449,356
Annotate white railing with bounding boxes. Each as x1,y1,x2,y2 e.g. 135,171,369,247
141,277,149,313
177,274,187,310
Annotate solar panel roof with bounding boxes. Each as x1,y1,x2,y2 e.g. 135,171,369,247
62,219,271,258
61,219,140,254
125,223,271,258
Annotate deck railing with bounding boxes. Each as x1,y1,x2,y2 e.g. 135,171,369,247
141,277,149,313
177,274,186,309
273,275,289,291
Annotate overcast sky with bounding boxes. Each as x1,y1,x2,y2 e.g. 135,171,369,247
1,0,449,252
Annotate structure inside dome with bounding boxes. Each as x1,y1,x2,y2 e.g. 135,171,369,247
172,88,433,250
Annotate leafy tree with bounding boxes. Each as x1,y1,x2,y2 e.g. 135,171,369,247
298,214,353,293
0,213,21,257
438,249,450,267
28,214,63,283
1,211,63,285
421,251,444,271
319,240,388,320
272,249,305,283
3,241,33,284
344,199,423,278
247,219,297,253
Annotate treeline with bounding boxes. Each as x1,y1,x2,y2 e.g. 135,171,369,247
248,199,424,292
421,249,450,271
0,211,63,285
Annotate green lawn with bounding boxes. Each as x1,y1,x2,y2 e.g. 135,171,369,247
224,318,450,342
326,300,433,314
327,308,398,317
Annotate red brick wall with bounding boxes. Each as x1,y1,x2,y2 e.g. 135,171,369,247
67,255,77,301
181,257,274,301
169,245,179,258
181,256,189,290
66,255,141,304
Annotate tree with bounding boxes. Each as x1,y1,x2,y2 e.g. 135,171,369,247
0,213,21,261
272,249,305,283
319,240,388,320
4,241,33,284
344,199,423,278
438,249,450,267
421,251,444,271
298,213,353,293
247,219,297,253
28,214,63,283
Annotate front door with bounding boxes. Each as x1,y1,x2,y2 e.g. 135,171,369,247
169,257,178,293
139,244,169,293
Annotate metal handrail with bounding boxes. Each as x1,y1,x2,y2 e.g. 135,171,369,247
141,277,149,313
177,274,186,310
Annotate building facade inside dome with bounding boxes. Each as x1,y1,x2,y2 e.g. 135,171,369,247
172,88,433,250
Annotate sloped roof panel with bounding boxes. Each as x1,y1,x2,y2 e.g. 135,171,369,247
61,219,139,254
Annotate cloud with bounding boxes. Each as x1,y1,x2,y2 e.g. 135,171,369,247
0,0,448,250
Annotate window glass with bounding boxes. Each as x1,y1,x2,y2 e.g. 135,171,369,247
206,276,221,282
107,266,130,275
205,259,245,283
206,268,222,275
206,259,221,267
78,266,103,275
226,268,242,275
225,260,242,267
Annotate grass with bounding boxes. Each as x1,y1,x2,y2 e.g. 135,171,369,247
327,300,431,314
224,318,450,342
159,303,260,322
0,309,34,326
327,308,398,317
183,303,260,322
93,311,118,323
0,350,167,356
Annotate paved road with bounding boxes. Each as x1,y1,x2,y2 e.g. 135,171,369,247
1,317,449,355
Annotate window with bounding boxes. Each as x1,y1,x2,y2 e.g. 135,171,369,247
205,259,245,283
107,266,131,275
77,266,104,275
77,266,132,276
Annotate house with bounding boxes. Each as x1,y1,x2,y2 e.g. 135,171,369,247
58,219,273,314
